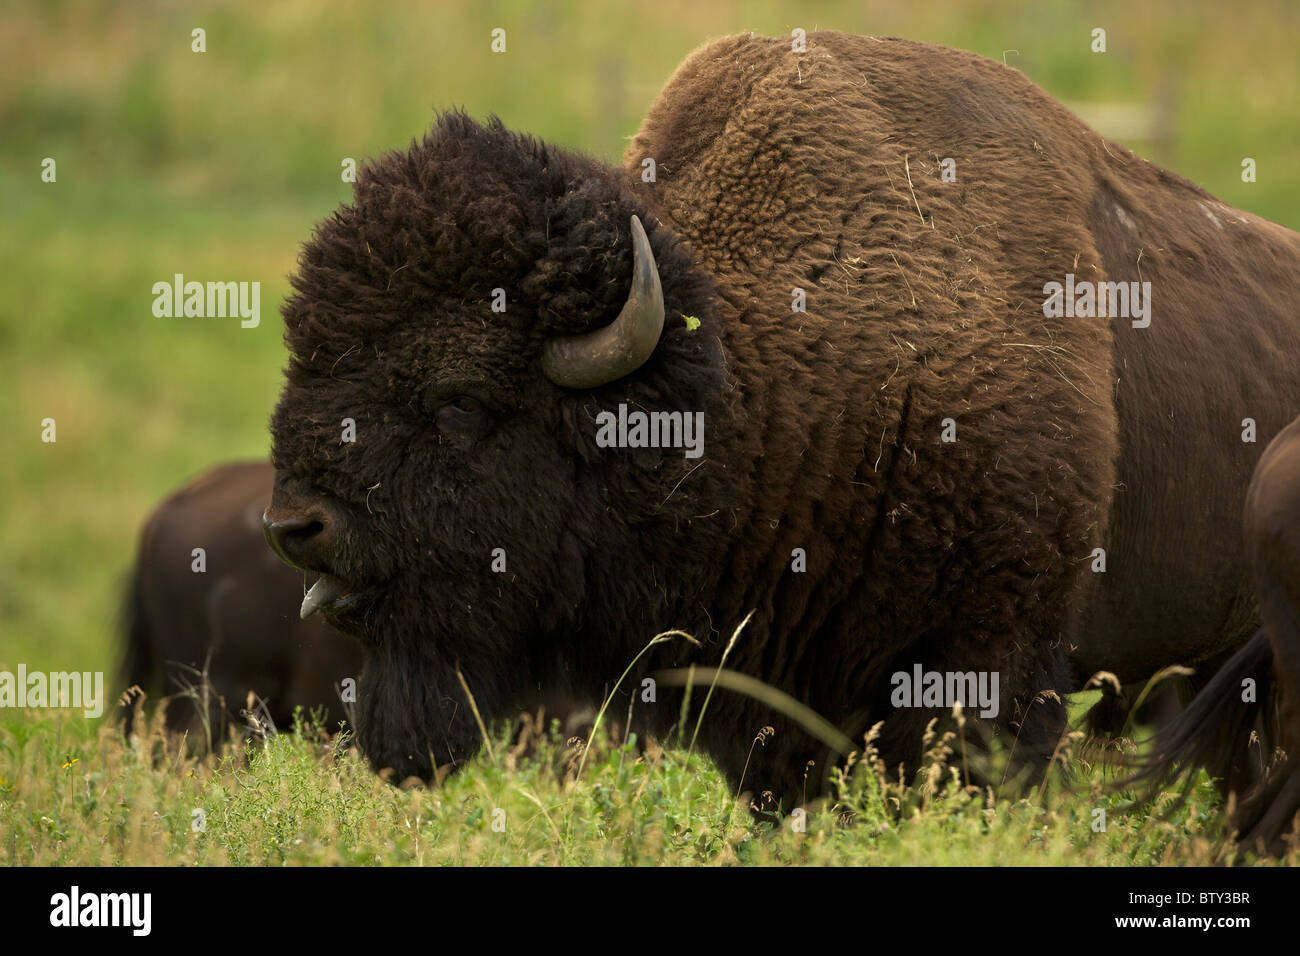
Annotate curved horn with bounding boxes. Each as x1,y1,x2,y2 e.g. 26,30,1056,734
542,215,665,389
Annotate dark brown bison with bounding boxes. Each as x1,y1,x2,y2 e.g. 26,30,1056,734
261,32,1300,811
122,461,362,741
1139,415,1300,849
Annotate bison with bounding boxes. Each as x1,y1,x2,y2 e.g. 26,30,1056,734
122,461,362,742
261,32,1300,813
1138,415,1300,850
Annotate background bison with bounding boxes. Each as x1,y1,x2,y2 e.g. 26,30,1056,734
261,30,1300,820
1138,415,1300,850
122,462,361,741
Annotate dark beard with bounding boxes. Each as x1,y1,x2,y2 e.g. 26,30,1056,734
354,639,506,784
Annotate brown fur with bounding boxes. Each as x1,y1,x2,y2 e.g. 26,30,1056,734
265,33,1300,813
621,33,1126,788
630,33,1300,687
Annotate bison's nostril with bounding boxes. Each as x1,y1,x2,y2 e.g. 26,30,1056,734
263,513,328,568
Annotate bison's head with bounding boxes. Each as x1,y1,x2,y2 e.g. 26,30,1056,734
264,113,726,782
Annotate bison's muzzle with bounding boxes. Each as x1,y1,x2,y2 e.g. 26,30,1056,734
263,502,356,619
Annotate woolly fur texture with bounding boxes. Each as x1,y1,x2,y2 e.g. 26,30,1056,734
269,33,1300,809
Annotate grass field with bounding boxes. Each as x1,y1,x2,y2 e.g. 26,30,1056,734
3,703,1274,866
2,0,1298,865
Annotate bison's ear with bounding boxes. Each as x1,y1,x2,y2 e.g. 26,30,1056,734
541,215,664,389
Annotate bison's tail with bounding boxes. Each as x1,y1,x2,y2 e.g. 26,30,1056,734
1126,631,1278,826
118,564,154,735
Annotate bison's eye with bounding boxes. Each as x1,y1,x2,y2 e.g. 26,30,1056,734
435,395,488,433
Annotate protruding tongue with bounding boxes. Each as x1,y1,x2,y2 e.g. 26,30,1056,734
301,574,348,619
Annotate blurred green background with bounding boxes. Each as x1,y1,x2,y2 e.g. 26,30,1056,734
1,0,1297,719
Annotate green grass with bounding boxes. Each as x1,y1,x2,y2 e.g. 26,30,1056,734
2,0,1297,865
5,704,1288,866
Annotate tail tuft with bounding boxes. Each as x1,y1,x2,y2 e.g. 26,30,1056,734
1125,631,1281,842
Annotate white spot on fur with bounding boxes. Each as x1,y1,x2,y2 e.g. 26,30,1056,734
1113,203,1137,233
1201,203,1224,230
